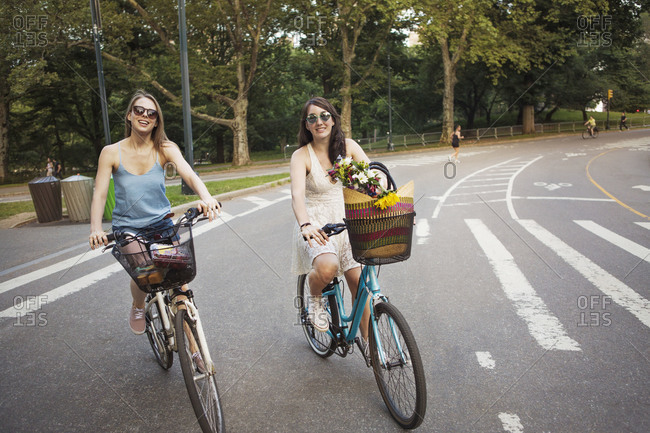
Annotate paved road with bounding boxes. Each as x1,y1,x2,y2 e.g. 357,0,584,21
0,130,649,432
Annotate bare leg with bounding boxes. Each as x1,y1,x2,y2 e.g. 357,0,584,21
453,147,460,162
308,253,339,297
344,266,370,341
130,279,146,309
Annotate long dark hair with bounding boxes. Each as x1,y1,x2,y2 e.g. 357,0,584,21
124,89,169,151
297,97,346,165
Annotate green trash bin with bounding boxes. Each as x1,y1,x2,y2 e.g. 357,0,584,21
28,176,63,223
103,175,115,221
61,175,94,222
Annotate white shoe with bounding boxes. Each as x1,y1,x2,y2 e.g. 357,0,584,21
308,296,329,332
455,159,460,164
448,156,452,162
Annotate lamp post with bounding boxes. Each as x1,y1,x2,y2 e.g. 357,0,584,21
387,49,394,151
89,0,111,146
178,0,195,194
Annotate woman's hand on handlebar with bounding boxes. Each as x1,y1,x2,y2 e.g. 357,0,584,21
89,230,108,250
301,223,328,247
197,198,221,221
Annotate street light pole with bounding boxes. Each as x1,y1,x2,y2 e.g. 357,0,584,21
387,49,394,151
89,0,111,146
178,0,195,194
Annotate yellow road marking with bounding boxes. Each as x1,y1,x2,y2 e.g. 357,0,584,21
586,149,650,220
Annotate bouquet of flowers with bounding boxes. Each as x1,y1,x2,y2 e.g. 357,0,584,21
327,156,399,210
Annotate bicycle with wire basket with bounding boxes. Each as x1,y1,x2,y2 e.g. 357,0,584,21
296,164,427,429
582,126,599,139
105,207,224,433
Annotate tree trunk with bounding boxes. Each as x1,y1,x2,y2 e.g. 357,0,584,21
544,106,559,122
440,58,457,145
340,27,354,139
231,59,251,166
522,105,535,134
231,97,250,166
0,75,9,183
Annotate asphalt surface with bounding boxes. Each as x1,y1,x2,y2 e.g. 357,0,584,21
0,130,649,433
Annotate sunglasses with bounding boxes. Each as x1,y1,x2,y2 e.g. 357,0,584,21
306,111,331,124
132,105,158,120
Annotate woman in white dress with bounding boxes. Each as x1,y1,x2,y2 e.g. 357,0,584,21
290,97,371,349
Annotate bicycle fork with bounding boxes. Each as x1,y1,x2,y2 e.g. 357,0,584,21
147,292,175,348
180,299,215,375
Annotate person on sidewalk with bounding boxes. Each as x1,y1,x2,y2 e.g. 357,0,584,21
448,125,464,163
620,112,628,131
289,96,372,354
45,158,53,177
88,89,220,335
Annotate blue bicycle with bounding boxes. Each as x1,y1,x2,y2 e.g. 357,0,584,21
296,218,427,429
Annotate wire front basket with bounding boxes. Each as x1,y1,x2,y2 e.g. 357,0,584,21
344,212,415,265
111,222,197,293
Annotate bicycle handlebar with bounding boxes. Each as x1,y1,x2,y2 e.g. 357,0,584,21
104,203,221,245
302,223,346,241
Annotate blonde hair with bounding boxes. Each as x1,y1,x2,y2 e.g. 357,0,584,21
124,90,169,151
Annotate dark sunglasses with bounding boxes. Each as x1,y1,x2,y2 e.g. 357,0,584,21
306,111,331,124
132,105,158,120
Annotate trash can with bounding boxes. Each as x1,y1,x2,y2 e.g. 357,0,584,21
103,175,115,221
61,175,94,222
28,176,62,223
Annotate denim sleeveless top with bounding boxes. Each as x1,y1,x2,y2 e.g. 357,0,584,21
111,142,171,229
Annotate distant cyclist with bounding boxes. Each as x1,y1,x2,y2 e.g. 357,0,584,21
620,112,629,131
584,116,597,136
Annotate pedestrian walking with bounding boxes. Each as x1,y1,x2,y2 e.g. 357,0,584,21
45,158,54,177
448,125,464,163
620,112,629,131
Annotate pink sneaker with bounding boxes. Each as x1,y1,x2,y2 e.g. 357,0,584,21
129,305,146,335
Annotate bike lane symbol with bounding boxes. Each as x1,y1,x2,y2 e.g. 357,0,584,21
534,182,572,191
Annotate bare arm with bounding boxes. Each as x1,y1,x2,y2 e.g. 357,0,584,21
161,142,221,220
290,148,326,246
89,144,118,249
346,138,370,164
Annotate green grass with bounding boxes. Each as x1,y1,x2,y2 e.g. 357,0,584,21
0,201,36,219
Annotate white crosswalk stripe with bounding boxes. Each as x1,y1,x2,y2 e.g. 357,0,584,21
575,220,650,263
465,218,581,351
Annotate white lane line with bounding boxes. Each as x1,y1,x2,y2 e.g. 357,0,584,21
465,219,580,351
0,242,88,277
519,219,650,329
243,196,271,206
499,413,524,433
462,177,513,182
2,195,292,319
511,196,615,202
451,189,507,197
433,158,519,218
0,248,105,296
0,263,123,319
415,218,430,245
636,222,650,230
457,183,509,189
475,351,495,369
506,156,543,220
575,220,650,263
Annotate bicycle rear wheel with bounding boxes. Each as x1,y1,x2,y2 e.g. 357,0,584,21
297,274,335,357
176,308,225,433
592,128,599,138
145,295,173,370
369,302,426,429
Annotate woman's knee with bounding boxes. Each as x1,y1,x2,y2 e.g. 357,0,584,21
313,255,339,282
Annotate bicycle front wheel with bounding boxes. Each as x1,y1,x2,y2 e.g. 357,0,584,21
582,130,589,139
592,128,599,138
145,295,173,370
176,308,225,433
369,302,426,429
297,274,335,357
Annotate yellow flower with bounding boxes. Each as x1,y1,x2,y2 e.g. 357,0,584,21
373,192,399,210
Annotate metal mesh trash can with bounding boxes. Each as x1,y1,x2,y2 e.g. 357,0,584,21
103,175,115,221
61,175,94,222
28,176,62,223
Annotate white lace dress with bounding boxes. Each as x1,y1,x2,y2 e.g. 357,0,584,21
291,144,359,276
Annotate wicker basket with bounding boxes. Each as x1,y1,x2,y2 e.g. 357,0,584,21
111,224,196,293
342,180,415,265
344,212,415,265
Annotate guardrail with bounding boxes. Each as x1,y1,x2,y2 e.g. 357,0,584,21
282,116,650,158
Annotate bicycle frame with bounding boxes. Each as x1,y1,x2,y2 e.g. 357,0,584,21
146,289,215,373
322,264,405,368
